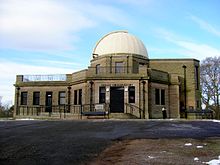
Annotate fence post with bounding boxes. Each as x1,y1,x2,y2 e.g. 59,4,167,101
64,105,66,119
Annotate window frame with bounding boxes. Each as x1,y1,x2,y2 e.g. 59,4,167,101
21,92,28,105
33,92,40,105
99,87,106,103
74,90,78,105
155,89,160,105
195,66,199,90
155,88,165,105
78,89,82,105
115,62,124,73
128,86,135,103
96,64,101,74
161,89,165,105
59,91,66,105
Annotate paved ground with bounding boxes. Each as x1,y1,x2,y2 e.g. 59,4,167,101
0,119,220,165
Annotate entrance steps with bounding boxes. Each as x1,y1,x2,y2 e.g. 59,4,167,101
110,113,138,119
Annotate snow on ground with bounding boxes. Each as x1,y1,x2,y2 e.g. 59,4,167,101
16,118,35,120
147,156,155,159
212,120,220,123
194,157,199,161
184,143,192,146
196,145,204,149
205,156,220,165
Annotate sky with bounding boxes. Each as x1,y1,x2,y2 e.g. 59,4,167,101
0,0,220,105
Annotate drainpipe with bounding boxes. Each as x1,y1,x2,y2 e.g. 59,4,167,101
67,86,71,112
182,65,187,119
90,81,94,111
14,86,20,117
142,80,146,119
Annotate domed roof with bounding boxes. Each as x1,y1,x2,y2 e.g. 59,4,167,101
93,31,148,58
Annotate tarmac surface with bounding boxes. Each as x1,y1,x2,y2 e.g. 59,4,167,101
0,119,220,165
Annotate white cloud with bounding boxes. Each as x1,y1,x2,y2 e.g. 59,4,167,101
0,0,95,51
0,0,130,51
0,60,74,104
190,15,220,37
117,0,152,6
176,41,220,59
154,28,220,60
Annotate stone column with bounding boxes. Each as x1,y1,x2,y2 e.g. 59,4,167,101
124,86,129,113
14,86,20,117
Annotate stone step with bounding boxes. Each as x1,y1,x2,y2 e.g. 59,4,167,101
110,113,138,119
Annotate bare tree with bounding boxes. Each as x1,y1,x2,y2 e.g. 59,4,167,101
0,96,3,110
200,56,220,119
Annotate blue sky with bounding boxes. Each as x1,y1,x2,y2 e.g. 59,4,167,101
0,0,220,105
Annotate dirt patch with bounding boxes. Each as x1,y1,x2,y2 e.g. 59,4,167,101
90,138,220,165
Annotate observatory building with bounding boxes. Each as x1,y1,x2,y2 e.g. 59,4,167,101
14,31,200,119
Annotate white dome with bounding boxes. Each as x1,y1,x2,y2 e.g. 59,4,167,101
93,31,148,58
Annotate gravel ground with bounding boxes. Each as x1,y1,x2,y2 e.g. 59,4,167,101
0,119,220,165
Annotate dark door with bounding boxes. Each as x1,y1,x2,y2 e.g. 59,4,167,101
110,87,124,113
45,92,52,112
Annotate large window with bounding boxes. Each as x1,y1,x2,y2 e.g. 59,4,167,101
155,89,160,105
74,89,82,105
161,89,165,105
74,90,77,105
33,92,40,105
59,91,66,105
195,66,199,90
129,86,135,103
96,64,101,74
115,62,124,73
78,89,82,105
99,87,106,103
155,89,165,105
21,92,28,105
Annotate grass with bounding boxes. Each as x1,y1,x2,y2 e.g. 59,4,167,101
90,138,220,165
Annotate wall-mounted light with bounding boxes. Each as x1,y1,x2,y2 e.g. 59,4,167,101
124,86,128,92
92,53,98,58
106,87,110,92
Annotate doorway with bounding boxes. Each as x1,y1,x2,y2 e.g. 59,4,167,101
45,92,52,113
110,87,124,113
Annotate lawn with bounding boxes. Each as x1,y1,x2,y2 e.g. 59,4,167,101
91,138,220,165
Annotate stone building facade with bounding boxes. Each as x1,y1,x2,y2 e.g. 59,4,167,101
14,31,201,119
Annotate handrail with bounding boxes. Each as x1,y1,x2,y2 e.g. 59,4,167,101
17,103,110,119
89,66,139,74
125,103,142,119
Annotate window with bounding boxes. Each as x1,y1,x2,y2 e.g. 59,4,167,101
155,89,160,105
129,86,135,103
115,62,124,73
195,66,199,90
74,90,77,105
155,89,165,105
99,87,106,103
59,91,66,105
161,89,165,105
21,92,28,105
78,89,82,105
73,89,82,105
33,92,40,105
96,64,101,74
196,100,200,109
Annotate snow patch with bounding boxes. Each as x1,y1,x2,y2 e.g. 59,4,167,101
212,120,220,123
147,156,155,159
16,118,35,120
206,156,220,165
184,143,192,146
197,146,204,149
194,157,199,161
